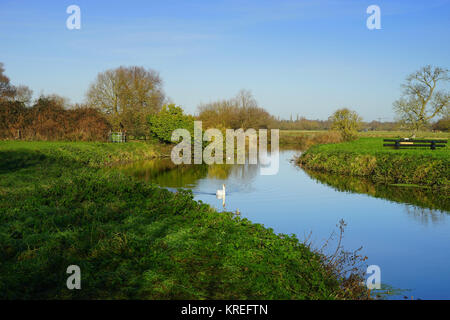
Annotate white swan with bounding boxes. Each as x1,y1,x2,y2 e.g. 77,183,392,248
216,184,226,199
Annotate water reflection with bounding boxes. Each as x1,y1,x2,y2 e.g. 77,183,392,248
119,155,449,219
303,169,450,223
119,158,261,196
116,150,450,299
119,158,208,188
404,206,447,225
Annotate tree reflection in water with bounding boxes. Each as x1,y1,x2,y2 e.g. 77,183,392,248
116,156,449,225
404,206,447,225
303,169,449,225
116,158,260,194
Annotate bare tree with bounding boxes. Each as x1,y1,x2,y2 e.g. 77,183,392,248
197,90,273,130
0,63,33,106
13,85,33,106
0,62,16,100
393,65,449,134
87,66,165,137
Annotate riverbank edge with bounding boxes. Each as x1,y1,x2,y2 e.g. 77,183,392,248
0,140,369,299
297,143,450,189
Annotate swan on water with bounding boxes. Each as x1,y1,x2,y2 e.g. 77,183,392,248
216,184,226,198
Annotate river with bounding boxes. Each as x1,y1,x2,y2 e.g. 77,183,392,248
118,149,450,299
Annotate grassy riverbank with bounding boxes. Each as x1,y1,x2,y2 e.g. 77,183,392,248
0,141,368,299
298,138,450,188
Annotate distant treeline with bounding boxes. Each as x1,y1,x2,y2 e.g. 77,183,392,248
273,118,402,131
0,97,110,141
275,118,448,132
197,93,408,132
1,62,447,142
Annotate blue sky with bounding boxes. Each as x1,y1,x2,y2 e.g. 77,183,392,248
1,0,449,120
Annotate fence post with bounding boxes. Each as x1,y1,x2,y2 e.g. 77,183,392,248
395,140,400,149
431,140,436,150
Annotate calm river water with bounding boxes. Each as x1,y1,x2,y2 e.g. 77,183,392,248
118,149,450,299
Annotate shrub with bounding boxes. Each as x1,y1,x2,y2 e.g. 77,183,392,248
329,108,362,141
148,104,195,143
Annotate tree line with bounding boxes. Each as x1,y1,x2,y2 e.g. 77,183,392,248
1,63,448,142
0,96,110,141
1,62,111,141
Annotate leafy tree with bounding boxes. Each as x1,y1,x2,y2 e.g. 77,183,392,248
148,104,194,143
87,66,165,137
329,108,362,141
393,65,449,134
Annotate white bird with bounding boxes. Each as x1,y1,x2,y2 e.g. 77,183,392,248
216,184,226,199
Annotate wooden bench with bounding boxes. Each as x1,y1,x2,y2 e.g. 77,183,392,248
383,139,447,150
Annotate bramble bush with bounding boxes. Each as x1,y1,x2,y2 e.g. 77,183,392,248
0,97,111,141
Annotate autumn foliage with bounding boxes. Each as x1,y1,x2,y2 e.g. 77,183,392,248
0,96,111,141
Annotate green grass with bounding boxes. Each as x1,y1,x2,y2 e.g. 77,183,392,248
0,140,167,197
0,140,368,299
0,140,167,167
298,138,450,188
310,137,449,158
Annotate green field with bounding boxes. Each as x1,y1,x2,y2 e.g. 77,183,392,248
309,137,449,158
280,129,450,139
358,131,450,139
0,141,368,299
298,137,450,188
